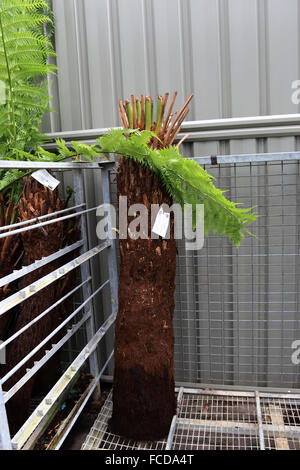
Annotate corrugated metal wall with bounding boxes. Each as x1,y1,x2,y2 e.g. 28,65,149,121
47,0,300,389
47,0,300,130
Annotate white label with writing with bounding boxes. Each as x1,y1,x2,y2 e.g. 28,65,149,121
152,207,170,238
0,341,6,365
31,170,60,191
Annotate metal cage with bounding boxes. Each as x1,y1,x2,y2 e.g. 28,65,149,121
1,149,300,450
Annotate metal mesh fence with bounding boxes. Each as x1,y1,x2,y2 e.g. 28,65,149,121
174,159,300,388
106,157,300,389
82,389,300,450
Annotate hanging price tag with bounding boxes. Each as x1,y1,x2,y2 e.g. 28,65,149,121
31,170,60,191
152,207,170,238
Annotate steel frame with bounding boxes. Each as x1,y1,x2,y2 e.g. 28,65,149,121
1,147,300,449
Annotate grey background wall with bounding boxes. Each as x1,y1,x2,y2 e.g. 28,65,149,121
47,0,300,129
47,0,300,389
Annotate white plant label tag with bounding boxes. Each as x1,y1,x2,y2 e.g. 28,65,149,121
152,207,170,238
31,170,60,191
0,341,6,365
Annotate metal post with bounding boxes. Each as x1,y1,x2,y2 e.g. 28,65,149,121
0,382,12,450
255,391,266,450
101,165,119,375
73,169,101,398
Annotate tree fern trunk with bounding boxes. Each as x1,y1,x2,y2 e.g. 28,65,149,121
110,159,177,441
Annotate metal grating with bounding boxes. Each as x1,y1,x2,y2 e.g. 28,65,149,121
260,396,300,450
81,391,166,450
81,389,300,451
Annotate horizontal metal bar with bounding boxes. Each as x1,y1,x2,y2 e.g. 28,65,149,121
47,127,117,142
181,114,300,131
176,417,300,438
0,204,103,239
0,278,90,351
216,151,300,164
0,240,84,288
12,311,116,450
175,387,256,398
0,240,110,317
53,350,115,450
0,160,104,170
44,134,300,158
175,386,300,400
177,125,300,143
176,417,259,435
45,114,300,143
0,204,85,233
1,279,110,387
194,151,300,166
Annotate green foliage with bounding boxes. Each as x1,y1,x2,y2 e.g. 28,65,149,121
0,0,57,202
0,0,56,152
36,128,256,247
96,129,257,247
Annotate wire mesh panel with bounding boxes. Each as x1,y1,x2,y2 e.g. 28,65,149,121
81,391,167,450
174,158,300,388
173,392,260,450
106,156,300,388
260,396,300,450
82,389,300,451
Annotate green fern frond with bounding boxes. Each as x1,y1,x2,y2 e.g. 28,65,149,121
0,0,57,204
0,1,50,15
55,139,75,159
95,129,258,247
0,0,56,149
0,168,28,192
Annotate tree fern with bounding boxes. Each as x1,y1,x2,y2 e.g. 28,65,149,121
0,0,57,205
0,0,56,151
0,127,257,246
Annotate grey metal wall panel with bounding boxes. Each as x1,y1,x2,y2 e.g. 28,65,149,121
49,0,300,133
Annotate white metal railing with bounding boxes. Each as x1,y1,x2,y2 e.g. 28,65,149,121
0,160,118,450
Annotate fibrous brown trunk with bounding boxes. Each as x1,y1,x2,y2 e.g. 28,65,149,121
0,194,22,344
109,159,177,441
